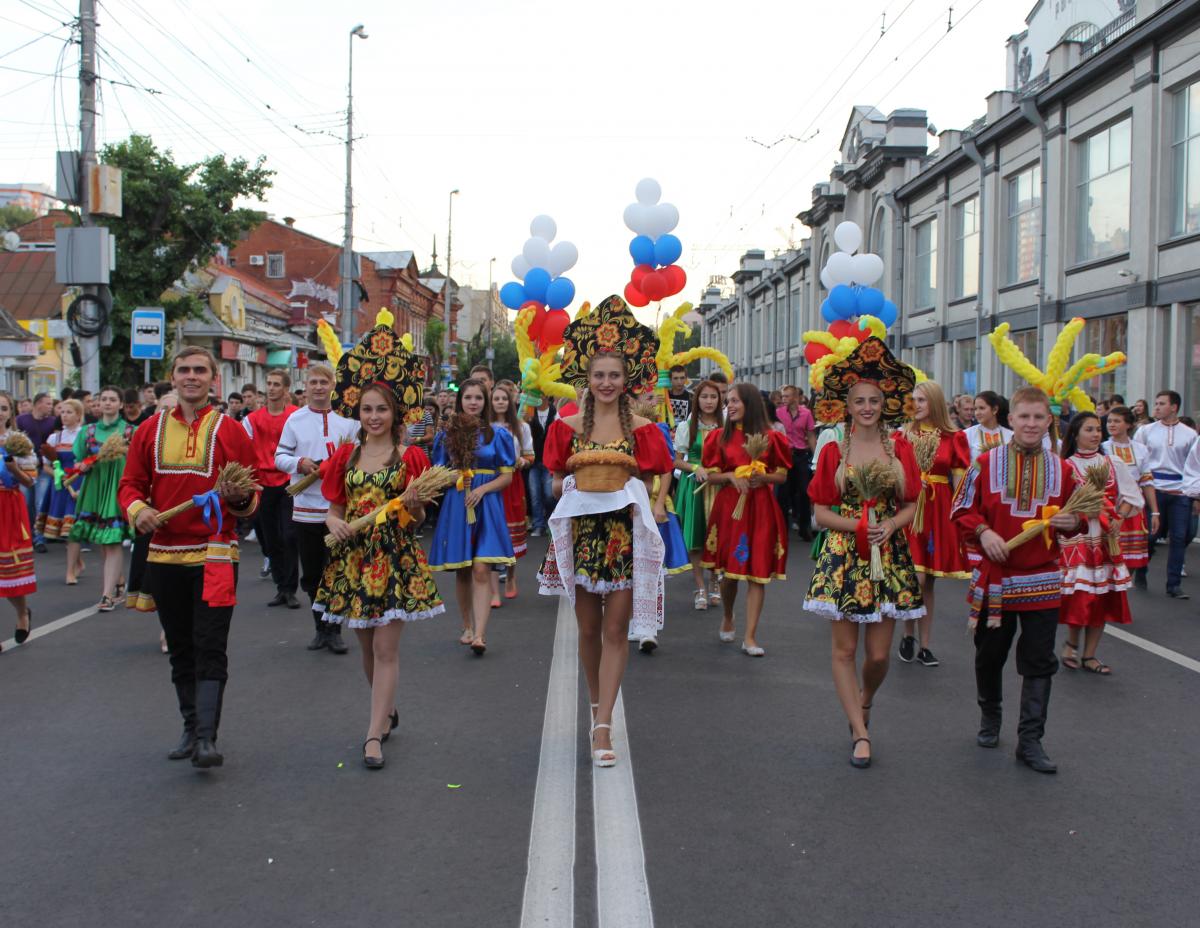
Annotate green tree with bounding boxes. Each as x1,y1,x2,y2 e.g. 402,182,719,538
97,134,273,382
425,319,446,366
461,329,519,384
676,324,702,378
0,204,36,232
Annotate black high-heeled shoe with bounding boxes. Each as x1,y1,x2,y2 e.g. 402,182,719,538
363,737,385,770
381,710,399,743
850,737,871,769
14,607,32,645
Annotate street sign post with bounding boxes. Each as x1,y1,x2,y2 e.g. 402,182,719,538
130,307,166,381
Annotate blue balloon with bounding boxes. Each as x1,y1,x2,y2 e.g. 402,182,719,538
829,284,858,319
653,233,682,267
524,267,551,303
858,287,885,317
545,276,576,311
878,299,898,328
629,234,656,267
820,298,838,324
500,282,527,310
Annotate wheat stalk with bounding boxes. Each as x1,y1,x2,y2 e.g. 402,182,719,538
63,432,129,486
848,459,898,581
324,465,457,547
910,429,940,474
1003,478,1106,551
286,437,356,497
157,462,261,525
730,433,772,520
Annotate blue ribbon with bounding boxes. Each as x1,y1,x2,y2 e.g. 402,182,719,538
0,447,13,490
191,490,223,533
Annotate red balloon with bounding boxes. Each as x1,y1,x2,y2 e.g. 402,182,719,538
538,309,570,352
828,320,856,340
804,341,832,364
631,264,654,287
524,301,547,339
640,271,669,302
661,264,686,296
624,281,649,307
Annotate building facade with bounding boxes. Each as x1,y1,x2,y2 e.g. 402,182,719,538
703,0,1200,412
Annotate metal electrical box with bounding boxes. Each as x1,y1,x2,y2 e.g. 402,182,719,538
54,227,116,285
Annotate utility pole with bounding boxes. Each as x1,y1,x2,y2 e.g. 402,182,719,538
486,256,495,362
78,0,100,392
443,189,458,387
340,24,367,347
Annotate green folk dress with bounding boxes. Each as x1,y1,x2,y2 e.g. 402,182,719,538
69,418,135,546
673,419,719,552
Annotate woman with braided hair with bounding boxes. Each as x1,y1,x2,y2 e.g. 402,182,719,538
428,378,515,655
803,338,924,769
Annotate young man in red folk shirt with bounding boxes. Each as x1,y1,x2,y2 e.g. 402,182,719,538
951,387,1081,774
118,346,260,769
244,369,300,609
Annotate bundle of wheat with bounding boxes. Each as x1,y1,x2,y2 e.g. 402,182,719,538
849,459,900,581
156,462,261,525
1003,469,1106,552
286,437,356,498
730,434,771,520
323,465,458,547
3,431,34,458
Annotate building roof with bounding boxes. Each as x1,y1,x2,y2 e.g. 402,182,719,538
11,209,76,244
363,250,415,271
0,250,65,319
0,301,33,341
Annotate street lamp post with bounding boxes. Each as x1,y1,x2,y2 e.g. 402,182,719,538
340,23,368,347
486,256,495,361
443,188,459,386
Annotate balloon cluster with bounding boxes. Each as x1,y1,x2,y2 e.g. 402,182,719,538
499,215,578,352
622,178,686,307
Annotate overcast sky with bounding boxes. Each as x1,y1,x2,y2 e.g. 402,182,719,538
2,0,1052,324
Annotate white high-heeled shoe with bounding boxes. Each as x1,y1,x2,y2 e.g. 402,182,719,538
718,626,735,643
591,723,617,767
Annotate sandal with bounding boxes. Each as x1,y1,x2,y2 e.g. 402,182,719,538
1081,656,1112,675
1061,642,1081,671
850,737,871,769
114,581,126,602
693,589,708,611
362,737,385,770
470,637,487,656
97,595,116,613
14,607,32,644
592,723,617,768
459,627,475,645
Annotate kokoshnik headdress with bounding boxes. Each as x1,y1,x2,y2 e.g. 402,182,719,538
559,295,660,395
814,336,917,426
330,308,426,421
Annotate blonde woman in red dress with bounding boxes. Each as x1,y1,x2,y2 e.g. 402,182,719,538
899,380,970,667
0,390,36,647
490,382,532,602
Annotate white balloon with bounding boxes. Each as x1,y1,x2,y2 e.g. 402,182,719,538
623,202,653,235
511,255,531,281
849,252,884,285
548,240,578,277
522,236,552,270
635,177,662,206
833,221,862,254
656,202,680,236
529,214,557,242
825,251,856,287
819,266,833,290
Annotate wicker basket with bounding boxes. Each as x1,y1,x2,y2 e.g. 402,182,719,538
566,450,637,493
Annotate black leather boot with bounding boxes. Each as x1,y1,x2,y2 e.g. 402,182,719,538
975,663,1002,749
1015,675,1056,773
191,679,225,769
168,682,197,760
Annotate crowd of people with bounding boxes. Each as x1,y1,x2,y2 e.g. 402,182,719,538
0,306,1193,778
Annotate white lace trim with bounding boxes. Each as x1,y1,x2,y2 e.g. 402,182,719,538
802,597,926,624
315,603,445,628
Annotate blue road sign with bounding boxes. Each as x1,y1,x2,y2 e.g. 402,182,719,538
130,307,166,361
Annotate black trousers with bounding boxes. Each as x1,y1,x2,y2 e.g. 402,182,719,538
777,448,812,531
147,562,238,686
126,532,151,593
258,484,298,594
296,520,330,633
973,607,1059,683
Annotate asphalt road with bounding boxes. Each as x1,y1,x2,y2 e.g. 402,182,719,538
1,534,1196,928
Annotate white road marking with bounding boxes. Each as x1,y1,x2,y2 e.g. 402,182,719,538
1105,626,1200,674
0,605,98,652
519,596,578,928
594,690,654,928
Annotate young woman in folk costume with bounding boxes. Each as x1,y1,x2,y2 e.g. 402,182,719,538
537,296,674,767
317,322,444,770
0,390,36,647
803,338,925,769
489,382,533,602
899,380,971,668
700,384,789,656
1102,405,1157,589
964,391,1013,462
429,379,515,655
1058,412,1141,675
674,380,724,610
69,385,134,612
39,397,85,582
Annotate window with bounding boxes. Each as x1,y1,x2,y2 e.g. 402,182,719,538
819,241,831,297
266,252,285,278
791,281,802,352
954,198,980,299
913,346,935,379
775,288,786,350
955,338,978,396
1172,82,1200,236
870,204,889,258
1084,313,1128,400
1007,165,1041,283
915,218,938,309
1076,118,1131,263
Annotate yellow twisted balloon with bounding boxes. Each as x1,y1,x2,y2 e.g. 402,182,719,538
987,316,1125,412
316,319,342,365
515,304,574,418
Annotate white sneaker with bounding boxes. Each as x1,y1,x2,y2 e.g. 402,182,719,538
638,636,658,653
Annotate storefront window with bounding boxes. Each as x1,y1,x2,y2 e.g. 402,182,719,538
1002,329,1037,396
956,339,978,397
1188,306,1200,416
1083,314,1128,402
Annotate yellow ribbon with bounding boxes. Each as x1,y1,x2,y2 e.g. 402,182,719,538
732,461,768,480
455,468,495,525
374,498,414,529
912,472,949,534
1021,504,1062,549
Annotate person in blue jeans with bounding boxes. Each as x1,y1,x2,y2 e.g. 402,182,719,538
16,392,59,553
1135,391,1197,597
527,397,557,536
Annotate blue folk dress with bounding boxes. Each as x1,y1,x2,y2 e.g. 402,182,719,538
428,427,517,570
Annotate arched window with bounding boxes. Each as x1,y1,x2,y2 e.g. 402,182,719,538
870,204,888,262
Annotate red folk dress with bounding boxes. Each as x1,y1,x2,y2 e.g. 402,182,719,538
0,432,37,598
1102,438,1152,568
1058,451,1140,628
700,427,790,583
905,428,971,579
